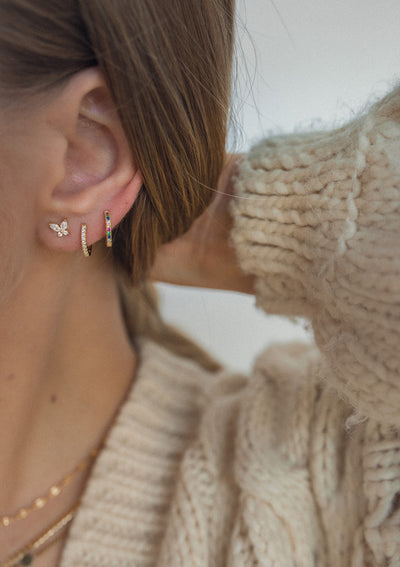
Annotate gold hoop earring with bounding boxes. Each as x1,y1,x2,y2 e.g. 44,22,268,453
80,224,92,257
104,211,112,248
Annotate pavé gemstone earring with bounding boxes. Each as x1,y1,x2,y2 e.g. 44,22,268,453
80,223,92,257
48,219,69,238
104,210,112,248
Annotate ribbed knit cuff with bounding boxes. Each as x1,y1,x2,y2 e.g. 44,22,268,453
231,87,400,426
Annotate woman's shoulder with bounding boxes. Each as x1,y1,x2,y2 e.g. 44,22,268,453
64,336,392,566
151,338,359,566
137,336,322,428
135,337,335,479
149,338,400,567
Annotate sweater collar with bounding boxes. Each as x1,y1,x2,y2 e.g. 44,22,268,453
60,338,207,566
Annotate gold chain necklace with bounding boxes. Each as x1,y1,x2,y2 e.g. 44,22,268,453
0,446,100,528
0,501,80,567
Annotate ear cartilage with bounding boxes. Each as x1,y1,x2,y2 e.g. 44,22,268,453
104,210,112,248
80,223,92,257
49,219,69,238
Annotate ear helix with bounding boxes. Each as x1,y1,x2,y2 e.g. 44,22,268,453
48,211,112,258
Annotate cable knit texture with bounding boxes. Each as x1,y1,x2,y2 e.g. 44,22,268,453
232,88,400,430
60,88,400,566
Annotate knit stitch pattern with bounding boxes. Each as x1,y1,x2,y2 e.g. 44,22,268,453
60,88,400,566
232,87,400,429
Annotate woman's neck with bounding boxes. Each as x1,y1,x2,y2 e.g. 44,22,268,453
0,244,136,533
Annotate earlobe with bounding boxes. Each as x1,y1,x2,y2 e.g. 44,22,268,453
39,68,143,255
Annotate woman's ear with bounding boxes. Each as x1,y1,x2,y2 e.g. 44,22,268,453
37,67,142,254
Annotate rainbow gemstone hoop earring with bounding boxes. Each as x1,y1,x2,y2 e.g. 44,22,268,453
104,211,112,248
80,224,92,257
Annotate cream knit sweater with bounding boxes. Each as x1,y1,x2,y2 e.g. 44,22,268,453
60,88,400,566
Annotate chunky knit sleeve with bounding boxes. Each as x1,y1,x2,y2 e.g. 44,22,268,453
231,87,400,427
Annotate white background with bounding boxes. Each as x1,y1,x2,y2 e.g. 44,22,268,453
157,0,400,374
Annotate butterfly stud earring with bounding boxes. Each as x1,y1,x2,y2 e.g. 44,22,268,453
49,219,70,238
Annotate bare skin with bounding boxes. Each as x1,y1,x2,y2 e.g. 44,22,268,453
0,249,137,565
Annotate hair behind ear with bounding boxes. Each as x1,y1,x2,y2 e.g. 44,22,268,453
117,275,222,373
78,0,235,283
1,0,234,281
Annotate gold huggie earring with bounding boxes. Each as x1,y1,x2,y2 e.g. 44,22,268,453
80,224,92,257
104,210,112,248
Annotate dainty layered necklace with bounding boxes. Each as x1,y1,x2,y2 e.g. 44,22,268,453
0,502,80,567
0,446,101,566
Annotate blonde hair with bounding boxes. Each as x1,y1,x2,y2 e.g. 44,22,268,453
0,0,235,368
